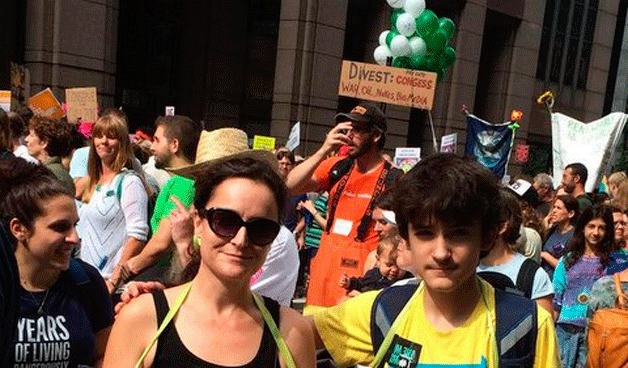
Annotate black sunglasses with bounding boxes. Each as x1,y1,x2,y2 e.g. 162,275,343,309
200,207,280,247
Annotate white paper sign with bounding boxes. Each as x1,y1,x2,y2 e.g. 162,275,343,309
332,219,353,236
395,147,421,158
286,122,300,151
440,133,458,153
165,106,175,116
552,112,627,191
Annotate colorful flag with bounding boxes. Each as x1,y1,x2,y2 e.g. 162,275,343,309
464,114,514,178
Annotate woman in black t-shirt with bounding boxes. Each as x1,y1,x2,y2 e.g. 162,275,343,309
0,157,114,368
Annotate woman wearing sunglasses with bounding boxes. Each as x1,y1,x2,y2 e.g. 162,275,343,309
103,129,315,368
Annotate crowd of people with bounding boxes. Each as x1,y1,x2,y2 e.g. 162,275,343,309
1,103,627,368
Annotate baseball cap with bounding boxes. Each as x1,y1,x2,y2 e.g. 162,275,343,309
335,103,387,133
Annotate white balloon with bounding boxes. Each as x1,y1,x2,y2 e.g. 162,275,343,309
389,35,412,57
395,13,416,37
408,36,427,58
379,30,390,47
386,0,405,9
374,45,393,65
403,0,426,17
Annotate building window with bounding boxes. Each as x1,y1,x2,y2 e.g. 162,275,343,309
536,0,598,89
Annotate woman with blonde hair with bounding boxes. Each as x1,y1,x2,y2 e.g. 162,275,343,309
76,109,151,290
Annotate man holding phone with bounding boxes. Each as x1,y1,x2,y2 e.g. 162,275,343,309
286,102,402,309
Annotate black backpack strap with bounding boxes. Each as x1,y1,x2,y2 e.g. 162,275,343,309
494,288,537,367
370,284,418,353
516,258,540,299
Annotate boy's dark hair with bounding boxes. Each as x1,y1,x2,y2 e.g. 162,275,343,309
564,204,614,270
373,189,394,211
155,115,203,164
0,109,12,151
565,163,588,186
7,112,26,140
392,153,501,242
499,188,522,245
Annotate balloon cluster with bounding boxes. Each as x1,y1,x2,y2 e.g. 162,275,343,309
373,0,457,80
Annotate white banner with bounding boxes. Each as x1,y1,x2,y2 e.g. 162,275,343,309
552,112,627,192
286,122,300,151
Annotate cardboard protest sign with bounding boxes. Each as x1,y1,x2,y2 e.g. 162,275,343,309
440,133,458,153
552,112,627,191
394,147,421,173
28,88,64,119
338,60,437,110
0,90,10,112
286,122,300,151
253,135,276,151
66,87,98,122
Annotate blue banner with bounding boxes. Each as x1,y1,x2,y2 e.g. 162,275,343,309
464,114,514,177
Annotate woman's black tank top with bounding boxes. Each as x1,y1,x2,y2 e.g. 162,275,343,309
151,290,280,367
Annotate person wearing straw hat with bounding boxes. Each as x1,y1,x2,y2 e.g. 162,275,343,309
103,128,315,368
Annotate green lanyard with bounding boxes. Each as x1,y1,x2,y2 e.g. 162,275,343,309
370,280,497,368
134,283,297,368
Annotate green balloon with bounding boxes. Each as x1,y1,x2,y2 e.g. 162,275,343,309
385,30,399,48
410,56,427,70
415,10,438,38
441,45,456,68
390,9,403,32
392,56,412,69
426,29,448,52
437,68,447,82
438,17,456,40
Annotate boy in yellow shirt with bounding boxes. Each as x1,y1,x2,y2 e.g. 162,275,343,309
311,154,560,367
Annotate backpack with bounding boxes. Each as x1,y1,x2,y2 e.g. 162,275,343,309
115,170,158,238
586,273,628,368
477,258,540,299
370,283,537,367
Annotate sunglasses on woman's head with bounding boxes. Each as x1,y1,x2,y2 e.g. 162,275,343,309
200,207,280,247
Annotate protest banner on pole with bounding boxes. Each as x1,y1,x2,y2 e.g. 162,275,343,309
0,90,10,112
464,114,515,178
338,60,437,110
286,122,300,151
28,88,64,119
253,135,276,151
440,133,458,153
66,87,98,123
551,112,627,192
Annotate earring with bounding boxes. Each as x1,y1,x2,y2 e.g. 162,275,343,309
193,235,202,250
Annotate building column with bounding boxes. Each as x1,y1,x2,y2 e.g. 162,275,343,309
24,0,118,108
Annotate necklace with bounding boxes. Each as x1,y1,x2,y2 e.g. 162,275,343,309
26,289,50,315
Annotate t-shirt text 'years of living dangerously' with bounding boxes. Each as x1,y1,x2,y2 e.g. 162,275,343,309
338,61,437,110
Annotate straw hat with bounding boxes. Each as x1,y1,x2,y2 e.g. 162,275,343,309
168,128,277,178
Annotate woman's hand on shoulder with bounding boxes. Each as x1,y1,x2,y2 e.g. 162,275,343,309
279,306,316,368
102,292,157,368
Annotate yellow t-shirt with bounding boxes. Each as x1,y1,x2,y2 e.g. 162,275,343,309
313,278,560,368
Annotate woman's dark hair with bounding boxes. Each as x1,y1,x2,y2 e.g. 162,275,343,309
0,156,73,245
554,195,580,225
28,116,72,157
392,153,501,243
173,157,287,284
499,188,522,245
7,112,26,141
563,204,614,270
374,189,394,211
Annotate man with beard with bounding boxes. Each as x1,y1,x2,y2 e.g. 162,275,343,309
561,162,593,215
287,103,402,308
117,115,202,282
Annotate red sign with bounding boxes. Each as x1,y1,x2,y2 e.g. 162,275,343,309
514,144,529,163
